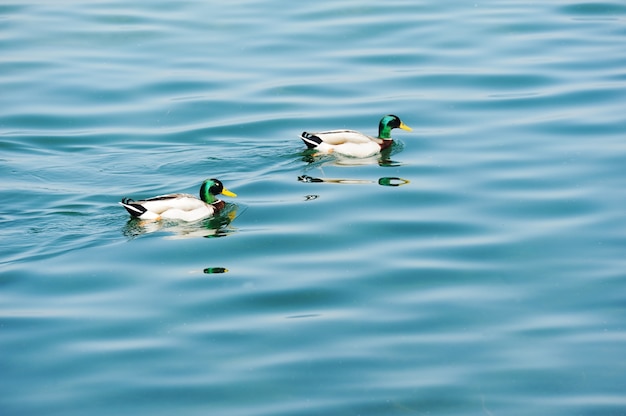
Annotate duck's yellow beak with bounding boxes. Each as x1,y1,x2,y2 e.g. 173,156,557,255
399,122,413,132
221,188,237,198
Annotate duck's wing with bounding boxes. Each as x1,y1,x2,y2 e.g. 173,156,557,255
301,129,373,146
136,193,193,203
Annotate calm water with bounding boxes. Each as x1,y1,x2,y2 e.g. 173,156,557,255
2,1,626,415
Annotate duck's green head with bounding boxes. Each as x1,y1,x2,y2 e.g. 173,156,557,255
378,114,412,139
200,178,237,203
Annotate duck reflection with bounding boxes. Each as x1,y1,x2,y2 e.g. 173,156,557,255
299,145,409,186
298,175,410,187
122,204,238,239
300,145,403,167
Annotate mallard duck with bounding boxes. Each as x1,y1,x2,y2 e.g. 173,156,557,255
119,178,236,222
300,114,412,157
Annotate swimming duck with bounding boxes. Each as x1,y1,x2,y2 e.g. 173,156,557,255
300,114,412,158
119,178,236,222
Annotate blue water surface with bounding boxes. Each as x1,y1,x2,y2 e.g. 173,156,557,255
2,1,626,415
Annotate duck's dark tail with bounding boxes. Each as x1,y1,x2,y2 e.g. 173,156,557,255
119,198,147,218
300,132,322,149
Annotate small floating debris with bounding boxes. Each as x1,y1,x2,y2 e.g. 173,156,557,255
203,267,228,274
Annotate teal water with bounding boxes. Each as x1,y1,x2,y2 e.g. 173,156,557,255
2,1,626,415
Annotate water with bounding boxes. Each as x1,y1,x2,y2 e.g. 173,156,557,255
2,1,626,415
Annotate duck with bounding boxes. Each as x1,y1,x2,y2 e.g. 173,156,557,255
300,114,412,158
119,178,236,222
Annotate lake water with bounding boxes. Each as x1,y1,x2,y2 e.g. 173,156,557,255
2,1,626,415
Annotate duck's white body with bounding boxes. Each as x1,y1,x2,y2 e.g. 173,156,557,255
300,130,385,158
120,194,221,222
